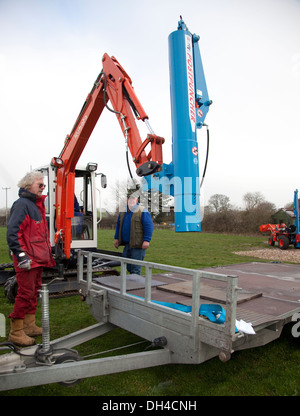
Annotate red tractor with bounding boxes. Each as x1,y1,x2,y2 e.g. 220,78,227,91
260,189,300,250
259,223,296,250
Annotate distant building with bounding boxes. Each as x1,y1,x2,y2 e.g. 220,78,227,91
271,209,295,225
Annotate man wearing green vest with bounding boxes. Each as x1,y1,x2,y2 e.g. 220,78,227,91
114,191,154,275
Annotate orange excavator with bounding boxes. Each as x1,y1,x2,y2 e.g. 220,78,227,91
51,53,164,262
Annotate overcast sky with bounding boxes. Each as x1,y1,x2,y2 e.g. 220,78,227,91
0,0,299,213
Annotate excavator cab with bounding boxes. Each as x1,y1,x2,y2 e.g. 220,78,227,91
38,163,103,258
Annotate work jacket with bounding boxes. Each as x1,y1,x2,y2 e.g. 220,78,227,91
115,204,153,248
7,188,56,272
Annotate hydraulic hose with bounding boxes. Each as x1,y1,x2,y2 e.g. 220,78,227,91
126,149,134,180
200,126,209,188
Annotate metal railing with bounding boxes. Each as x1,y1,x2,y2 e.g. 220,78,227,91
77,250,239,355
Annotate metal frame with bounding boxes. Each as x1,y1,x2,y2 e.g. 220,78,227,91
78,251,239,364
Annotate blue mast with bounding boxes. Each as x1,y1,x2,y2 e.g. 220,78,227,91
144,17,212,232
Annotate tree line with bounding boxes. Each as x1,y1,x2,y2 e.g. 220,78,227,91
201,192,286,234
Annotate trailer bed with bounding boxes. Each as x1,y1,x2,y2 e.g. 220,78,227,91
94,261,300,333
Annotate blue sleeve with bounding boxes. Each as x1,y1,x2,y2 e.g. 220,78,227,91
114,213,121,239
7,200,27,257
141,211,154,242
74,195,81,212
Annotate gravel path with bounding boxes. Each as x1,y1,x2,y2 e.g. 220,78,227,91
234,248,300,264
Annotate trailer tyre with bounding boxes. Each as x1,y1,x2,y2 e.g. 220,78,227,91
4,275,18,303
278,235,289,250
55,352,82,387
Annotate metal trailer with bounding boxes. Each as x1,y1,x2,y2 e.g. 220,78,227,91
0,251,299,391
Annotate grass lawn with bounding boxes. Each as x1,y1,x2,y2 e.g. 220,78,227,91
0,227,299,396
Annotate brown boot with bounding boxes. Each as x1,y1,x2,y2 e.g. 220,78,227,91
8,319,35,347
24,314,42,337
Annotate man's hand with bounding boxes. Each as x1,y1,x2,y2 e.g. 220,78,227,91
17,252,32,270
142,241,150,250
114,239,119,249
18,258,32,270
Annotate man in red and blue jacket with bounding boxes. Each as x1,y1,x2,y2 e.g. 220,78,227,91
7,171,55,346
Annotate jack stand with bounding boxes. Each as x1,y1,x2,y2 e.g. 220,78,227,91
34,282,54,365
34,279,81,371
35,278,82,385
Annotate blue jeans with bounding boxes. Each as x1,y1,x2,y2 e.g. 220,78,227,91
122,244,146,275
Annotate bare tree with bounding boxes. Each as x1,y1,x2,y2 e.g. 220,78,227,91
242,193,276,233
208,194,231,213
243,192,265,210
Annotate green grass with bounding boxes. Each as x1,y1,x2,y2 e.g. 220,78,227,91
101,228,268,269
0,227,299,396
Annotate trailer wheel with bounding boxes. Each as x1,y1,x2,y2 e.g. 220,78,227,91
55,352,82,387
278,235,289,250
219,350,231,362
4,275,18,303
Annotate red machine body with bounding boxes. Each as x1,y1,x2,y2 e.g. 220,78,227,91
52,53,164,259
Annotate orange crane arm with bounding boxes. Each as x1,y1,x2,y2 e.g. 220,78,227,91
52,53,164,260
